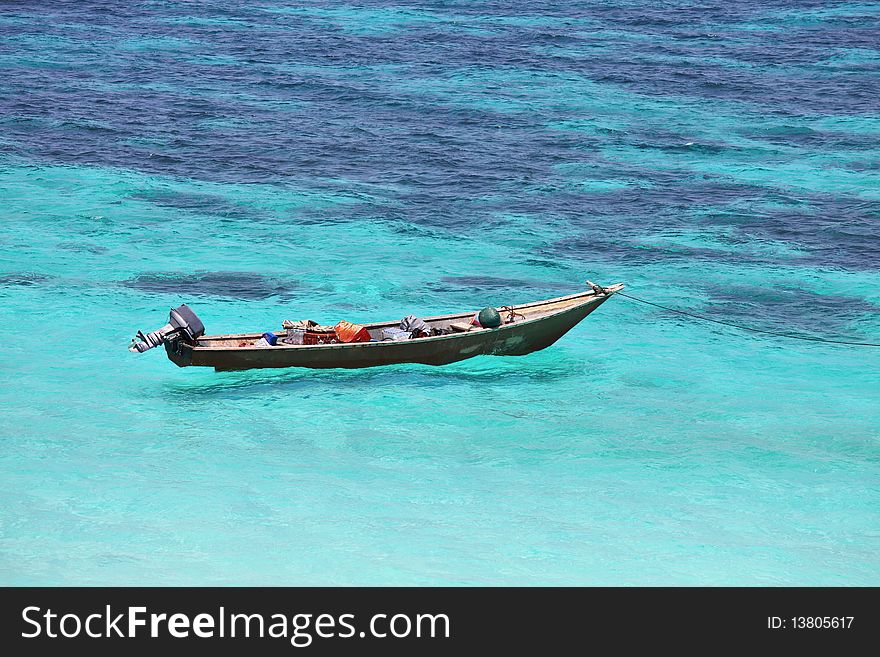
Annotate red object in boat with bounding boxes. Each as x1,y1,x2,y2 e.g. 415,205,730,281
302,332,338,345
334,321,371,343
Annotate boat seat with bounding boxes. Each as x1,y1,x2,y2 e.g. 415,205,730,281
450,322,473,332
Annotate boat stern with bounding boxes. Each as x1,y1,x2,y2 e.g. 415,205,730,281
163,334,195,367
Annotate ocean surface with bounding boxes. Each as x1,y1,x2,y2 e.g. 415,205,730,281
1,0,878,585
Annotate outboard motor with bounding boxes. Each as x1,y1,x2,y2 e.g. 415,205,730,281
129,304,205,353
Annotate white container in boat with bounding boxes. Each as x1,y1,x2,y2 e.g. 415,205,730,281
284,330,305,345
381,327,410,341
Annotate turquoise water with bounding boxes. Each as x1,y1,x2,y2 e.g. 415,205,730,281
1,1,879,585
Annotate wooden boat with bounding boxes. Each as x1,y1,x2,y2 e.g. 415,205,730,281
130,282,623,371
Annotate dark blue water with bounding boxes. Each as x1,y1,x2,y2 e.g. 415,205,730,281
1,1,878,584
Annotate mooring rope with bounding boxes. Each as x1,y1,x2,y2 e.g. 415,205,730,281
614,291,880,347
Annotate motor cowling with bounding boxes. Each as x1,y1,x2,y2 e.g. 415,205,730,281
129,304,205,353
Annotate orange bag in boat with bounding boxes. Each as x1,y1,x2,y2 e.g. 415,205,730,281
334,321,371,343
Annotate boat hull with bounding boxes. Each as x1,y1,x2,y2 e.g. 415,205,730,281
165,293,613,371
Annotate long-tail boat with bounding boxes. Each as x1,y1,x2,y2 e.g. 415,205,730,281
129,282,623,371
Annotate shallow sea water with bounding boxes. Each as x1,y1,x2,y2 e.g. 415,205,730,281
1,1,878,585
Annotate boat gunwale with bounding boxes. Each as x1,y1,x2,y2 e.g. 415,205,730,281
191,285,623,353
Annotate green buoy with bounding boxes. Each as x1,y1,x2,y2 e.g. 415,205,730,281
478,306,502,328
